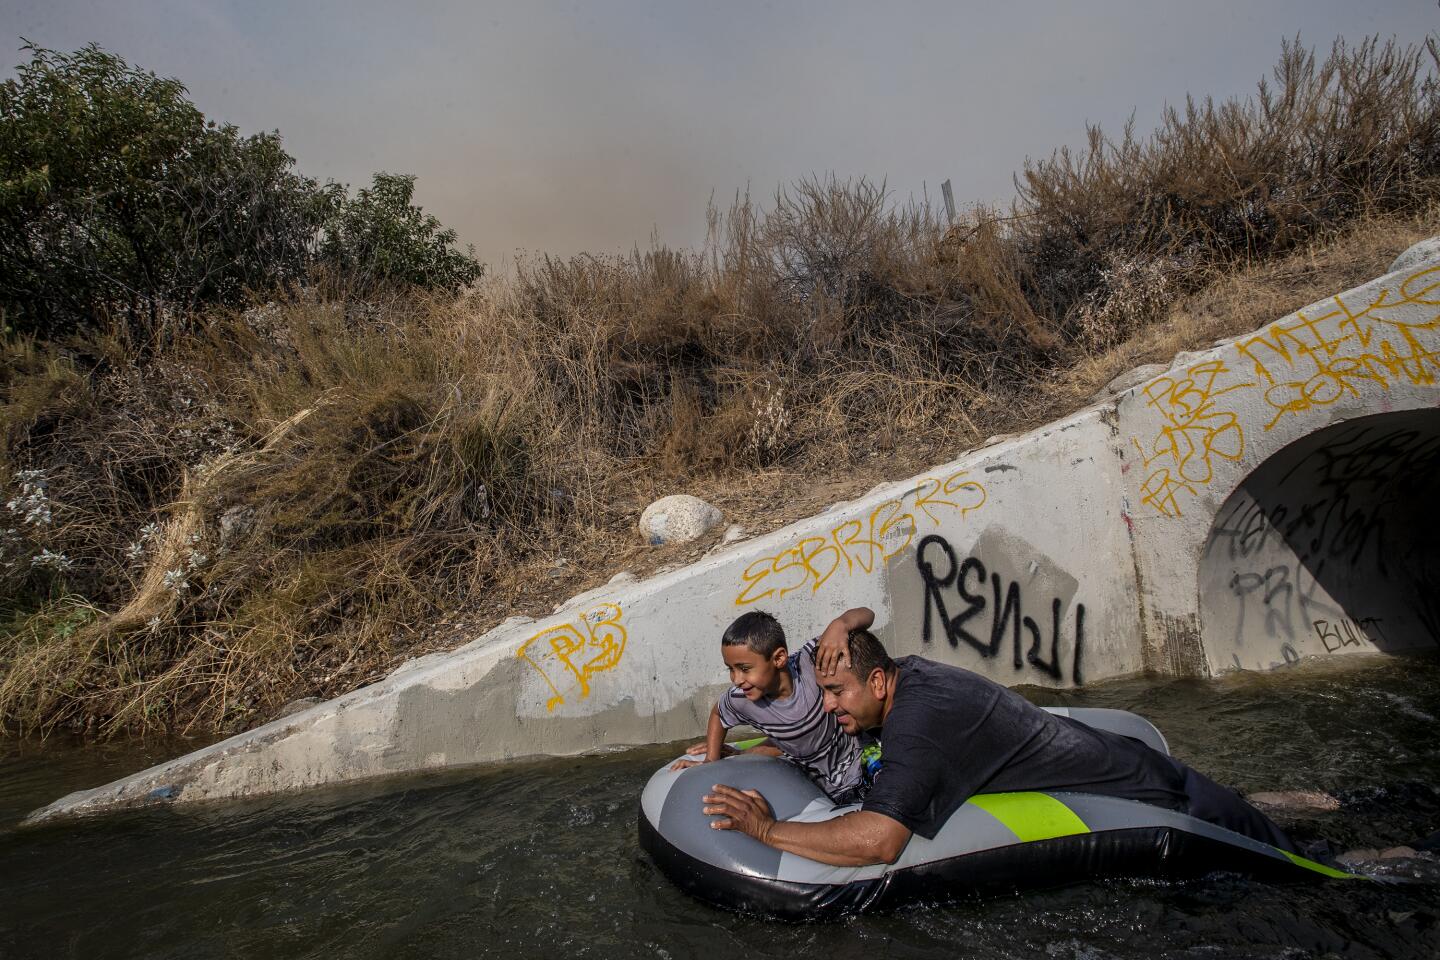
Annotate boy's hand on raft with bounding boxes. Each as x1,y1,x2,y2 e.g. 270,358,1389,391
685,741,736,757
671,741,737,770
703,784,776,842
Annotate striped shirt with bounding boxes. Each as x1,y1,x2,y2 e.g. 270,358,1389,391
716,637,867,800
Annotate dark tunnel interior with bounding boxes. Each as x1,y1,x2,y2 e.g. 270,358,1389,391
1198,408,1440,671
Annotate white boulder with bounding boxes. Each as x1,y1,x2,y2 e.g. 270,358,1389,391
1389,236,1440,275
639,494,723,545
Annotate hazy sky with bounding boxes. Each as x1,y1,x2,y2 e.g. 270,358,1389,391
3,1,1437,268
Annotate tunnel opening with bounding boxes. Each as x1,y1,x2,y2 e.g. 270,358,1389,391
1198,409,1440,672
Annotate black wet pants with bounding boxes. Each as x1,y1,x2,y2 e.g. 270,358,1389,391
1169,757,1298,854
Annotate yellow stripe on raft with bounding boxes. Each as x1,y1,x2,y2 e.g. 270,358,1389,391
969,795,1360,879
968,792,1090,842
1281,849,1361,879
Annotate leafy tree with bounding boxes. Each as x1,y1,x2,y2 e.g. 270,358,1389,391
0,43,480,341
317,172,482,295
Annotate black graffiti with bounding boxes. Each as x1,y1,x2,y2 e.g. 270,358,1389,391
1204,420,1440,648
1226,558,1341,640
1284,424,1440,492
1205,482,1389,574
1312,617,1386,653
916,534,1085,684
1209,423,1440,568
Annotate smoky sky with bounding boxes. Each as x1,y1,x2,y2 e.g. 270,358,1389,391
3,1,1437,269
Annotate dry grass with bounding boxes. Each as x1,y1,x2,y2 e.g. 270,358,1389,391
1050,208,1439,413
1,34,1437,737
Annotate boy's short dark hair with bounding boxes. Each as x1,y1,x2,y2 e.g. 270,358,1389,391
847,628,894,681
722,611,787,657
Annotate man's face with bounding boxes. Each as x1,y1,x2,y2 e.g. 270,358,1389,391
819,666,886,734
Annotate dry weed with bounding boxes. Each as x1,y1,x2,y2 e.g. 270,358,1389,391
3,34,1438,737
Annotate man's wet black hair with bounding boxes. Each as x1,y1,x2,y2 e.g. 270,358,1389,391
721,611,787,657
847,628,894,681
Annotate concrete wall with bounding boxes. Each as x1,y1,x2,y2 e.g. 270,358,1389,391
1197,410,1440,670
27,259,1440,823
1117,261,1440,675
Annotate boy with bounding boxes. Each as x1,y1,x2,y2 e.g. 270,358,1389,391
673,608,875,804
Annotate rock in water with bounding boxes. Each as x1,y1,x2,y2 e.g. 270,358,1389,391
639,495,723,545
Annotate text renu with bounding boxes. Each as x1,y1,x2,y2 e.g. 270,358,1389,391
915,534,1085,684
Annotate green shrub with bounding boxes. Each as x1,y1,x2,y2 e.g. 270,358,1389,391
316,173,482,295
0,43,480,343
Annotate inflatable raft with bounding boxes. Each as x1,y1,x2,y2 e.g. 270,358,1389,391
639,707,1353,918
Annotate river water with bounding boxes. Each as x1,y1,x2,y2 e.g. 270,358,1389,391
2,653,1438,959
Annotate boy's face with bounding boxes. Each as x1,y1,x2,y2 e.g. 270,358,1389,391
820,667,886,734
722,643,788,700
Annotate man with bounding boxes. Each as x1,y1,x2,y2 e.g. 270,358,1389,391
702,610,1296,866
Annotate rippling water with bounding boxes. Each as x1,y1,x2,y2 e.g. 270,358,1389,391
2,653,1438,959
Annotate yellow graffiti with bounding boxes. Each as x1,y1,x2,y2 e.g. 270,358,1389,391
734,470,987,606
516,603,627,711
1134,264,1440,518
1236,264,1440,429
1132,360,1253,518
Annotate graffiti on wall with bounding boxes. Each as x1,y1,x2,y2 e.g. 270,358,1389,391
1201,418,1440,661
516,603,627,711
1131,360,1253,518
1239,266,1440,429
1134,264,1440,518
734,470,987,606
1312,616,1386,653
914,533,1086,684
1221,558,1342,647
1217,422,1437,567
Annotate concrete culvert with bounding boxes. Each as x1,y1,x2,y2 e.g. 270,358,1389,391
1199,409,1440,671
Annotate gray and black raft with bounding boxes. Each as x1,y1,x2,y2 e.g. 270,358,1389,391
639,707,1354,919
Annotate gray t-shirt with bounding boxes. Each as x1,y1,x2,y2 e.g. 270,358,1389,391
862,656,1188,839
716,638,866,799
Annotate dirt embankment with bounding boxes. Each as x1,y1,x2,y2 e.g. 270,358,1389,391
3,35,1437,739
